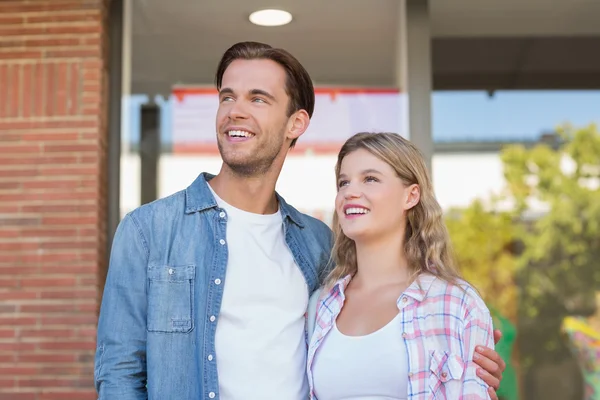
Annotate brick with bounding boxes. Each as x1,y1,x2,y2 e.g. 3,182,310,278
0,50,42,60
0,379,17,389
20,304,77,313
20,277,77,288
41,216,97,225
0,217,40,227
0,354,17,363
24,38,81,48
40,290,98,301
0,144,40,154
0,342,36,351
43,143,99,153
0,119,98,130
21,132,79,141
39,392,97,400
21,63,32,118
0,2,101,13
18,228,78,237
47,49,101,59
0,393,35,400
0,1,108,396
40,314,98,325
0,304,17,313
20,329,75,338
0,16,24,25
33,62,44,117
27,13,101,25
46,25,102,35
0,291,38,301
0,27,46,37
38,341,96,351
0,182,20,189
22,179,85,190
0,278,20,288
0,317,37,326
0,65,7,118
6,63,19,118
18,354,77,363
0,367,36,376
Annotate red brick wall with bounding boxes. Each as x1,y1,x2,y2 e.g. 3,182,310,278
0,1,110,398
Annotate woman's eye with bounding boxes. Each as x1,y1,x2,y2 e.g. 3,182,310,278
365,176,379,183
338,180,349,188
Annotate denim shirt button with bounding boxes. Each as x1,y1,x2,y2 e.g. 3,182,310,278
210,315,216,322
208,392,215,399
219,239,225,245
214,278,221,285
219,211,226,218
207,354,214,361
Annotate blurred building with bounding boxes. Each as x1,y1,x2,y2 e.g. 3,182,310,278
1,0,599,398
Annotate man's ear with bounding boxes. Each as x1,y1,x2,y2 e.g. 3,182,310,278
287,109,310,142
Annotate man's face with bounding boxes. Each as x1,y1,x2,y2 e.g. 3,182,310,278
216,58,293,177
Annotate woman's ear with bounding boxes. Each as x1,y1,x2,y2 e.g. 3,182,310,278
404,184,420,211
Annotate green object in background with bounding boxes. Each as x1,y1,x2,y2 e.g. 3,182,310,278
562,316,600,400
490,307,519,400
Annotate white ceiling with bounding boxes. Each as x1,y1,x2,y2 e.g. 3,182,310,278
130,0,600,94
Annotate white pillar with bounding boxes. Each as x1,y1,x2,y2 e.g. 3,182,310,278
404,0,433,173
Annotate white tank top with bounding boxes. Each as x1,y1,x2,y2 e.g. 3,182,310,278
312,313,408,400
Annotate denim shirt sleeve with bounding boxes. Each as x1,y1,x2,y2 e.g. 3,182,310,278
95,214,149,400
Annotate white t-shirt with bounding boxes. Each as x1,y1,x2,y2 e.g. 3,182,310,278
211,187,309,400
312,313,408,400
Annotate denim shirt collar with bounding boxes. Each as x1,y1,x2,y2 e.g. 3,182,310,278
184,172,305,228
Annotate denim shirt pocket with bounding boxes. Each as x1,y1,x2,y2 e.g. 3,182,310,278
147,264,196,333
428,350,464,399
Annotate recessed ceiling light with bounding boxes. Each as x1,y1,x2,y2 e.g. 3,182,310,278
249,9,293,27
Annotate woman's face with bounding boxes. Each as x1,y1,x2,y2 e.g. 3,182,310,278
335,149,419,243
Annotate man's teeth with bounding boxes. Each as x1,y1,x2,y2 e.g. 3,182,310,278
345,207,370,215
228,130,253,138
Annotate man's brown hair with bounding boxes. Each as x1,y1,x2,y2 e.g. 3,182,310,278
215,41,314,148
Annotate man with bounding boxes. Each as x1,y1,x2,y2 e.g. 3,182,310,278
95,41,505,399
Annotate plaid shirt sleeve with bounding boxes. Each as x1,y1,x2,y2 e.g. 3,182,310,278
459,301,495,399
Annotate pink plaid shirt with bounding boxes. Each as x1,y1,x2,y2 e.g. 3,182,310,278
307,273,494,400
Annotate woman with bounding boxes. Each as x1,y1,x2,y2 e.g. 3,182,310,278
307,132,495,399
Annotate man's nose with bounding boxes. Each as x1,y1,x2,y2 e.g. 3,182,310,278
228,100,249,120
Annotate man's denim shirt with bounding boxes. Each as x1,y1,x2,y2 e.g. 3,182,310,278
94,173,333,400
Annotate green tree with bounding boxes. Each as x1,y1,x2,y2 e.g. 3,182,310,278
501,124,600,318
446,201,520,321
501,124,600,400
446,124,600,400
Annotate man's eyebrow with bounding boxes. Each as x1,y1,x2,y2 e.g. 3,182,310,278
219,88,277,102
249,89,276,102
219,87,234,96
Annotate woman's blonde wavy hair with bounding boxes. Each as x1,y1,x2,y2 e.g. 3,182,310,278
324,132,463,288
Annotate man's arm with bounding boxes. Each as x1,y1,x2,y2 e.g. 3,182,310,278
474,330,507,400
94,214,149,400
458,307,495,399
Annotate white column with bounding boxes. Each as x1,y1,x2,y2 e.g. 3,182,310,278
404,0,433,172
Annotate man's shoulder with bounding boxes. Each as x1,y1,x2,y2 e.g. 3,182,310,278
127,189,187,225
301,212,332,236
287,205,332,240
